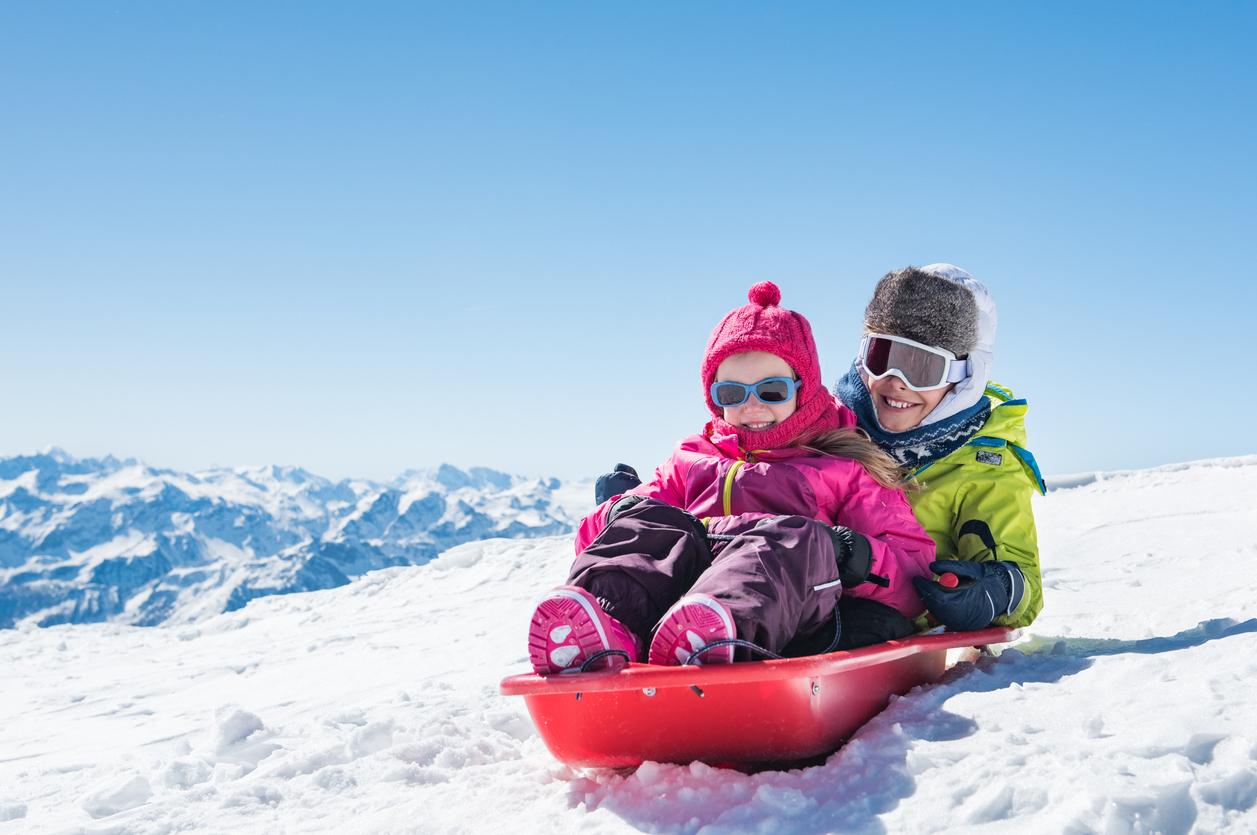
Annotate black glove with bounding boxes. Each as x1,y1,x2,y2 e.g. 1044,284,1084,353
826,525,887,587
595,463,641,505
606,493,646,524
912,559,1026,631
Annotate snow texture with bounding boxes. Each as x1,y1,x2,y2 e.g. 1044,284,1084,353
1,455,1256,833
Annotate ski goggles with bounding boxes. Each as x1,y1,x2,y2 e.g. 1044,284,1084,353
858,332,970,391
709,376,801,408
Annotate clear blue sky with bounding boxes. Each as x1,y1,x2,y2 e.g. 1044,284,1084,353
2,2,1254,482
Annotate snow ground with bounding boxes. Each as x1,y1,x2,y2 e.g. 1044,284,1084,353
2,457,1256,834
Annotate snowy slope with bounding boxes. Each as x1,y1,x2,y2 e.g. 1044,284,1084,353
2,456,1256,833
0,450,588,629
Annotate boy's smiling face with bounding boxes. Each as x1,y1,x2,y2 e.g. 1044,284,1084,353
865,372,954,432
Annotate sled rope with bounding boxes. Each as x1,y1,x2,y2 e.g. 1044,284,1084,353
818,606,843,654
577,648,631,673
682,638,782,665
682,605,843,665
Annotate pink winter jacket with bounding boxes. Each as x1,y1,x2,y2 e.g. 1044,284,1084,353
575,410,936,617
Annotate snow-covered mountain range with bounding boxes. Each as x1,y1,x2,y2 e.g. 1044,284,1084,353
1,455,1256,832
0,449,590,629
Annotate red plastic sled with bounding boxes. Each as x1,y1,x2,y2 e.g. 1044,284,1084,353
500,627,1019,768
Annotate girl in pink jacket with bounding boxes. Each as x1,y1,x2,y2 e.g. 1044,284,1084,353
528,282,935,675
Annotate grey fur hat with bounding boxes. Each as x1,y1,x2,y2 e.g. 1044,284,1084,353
863,266,979,357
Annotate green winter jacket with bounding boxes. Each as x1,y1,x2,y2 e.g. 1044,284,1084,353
907,382,1046,628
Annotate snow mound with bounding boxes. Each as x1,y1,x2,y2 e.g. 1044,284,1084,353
81,774,153,819
0,455,1255,832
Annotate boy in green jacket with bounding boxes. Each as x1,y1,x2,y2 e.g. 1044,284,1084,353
833,264,1044,629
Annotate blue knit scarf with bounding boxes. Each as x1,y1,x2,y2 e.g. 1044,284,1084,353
834,362,991,470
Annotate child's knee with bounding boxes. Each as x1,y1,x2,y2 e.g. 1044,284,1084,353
606,496,707,541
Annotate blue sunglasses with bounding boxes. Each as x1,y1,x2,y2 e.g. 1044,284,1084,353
710,376,801,408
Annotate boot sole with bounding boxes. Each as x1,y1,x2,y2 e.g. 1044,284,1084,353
649,594,736,666
528,587,614,675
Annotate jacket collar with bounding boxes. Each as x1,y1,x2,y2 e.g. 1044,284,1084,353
703,421,815,461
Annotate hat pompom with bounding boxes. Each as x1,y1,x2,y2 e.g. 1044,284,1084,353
748,281,781,307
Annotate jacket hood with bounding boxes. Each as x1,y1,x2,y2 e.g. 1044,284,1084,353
916,263,998,427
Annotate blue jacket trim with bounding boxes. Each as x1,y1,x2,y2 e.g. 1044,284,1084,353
968,436,1007,448
998,398,1028,408
985,383,1013,401
1010,443,1047,495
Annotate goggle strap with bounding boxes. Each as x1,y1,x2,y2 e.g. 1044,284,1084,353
946,359,970,383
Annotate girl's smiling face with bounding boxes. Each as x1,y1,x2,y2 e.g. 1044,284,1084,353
864,371,953,432
715,351,798,430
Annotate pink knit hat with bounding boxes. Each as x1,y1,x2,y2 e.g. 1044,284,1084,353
702,281,843,451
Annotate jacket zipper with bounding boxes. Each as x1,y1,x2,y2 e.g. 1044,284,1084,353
722,460,745,516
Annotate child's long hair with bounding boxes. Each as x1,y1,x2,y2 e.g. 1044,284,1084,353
801,428,909,490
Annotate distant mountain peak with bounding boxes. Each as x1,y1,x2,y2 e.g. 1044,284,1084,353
37,446,74,463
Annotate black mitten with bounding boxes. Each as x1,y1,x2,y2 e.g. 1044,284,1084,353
826,525,886,587
912,559,1025,631
595,463,641,505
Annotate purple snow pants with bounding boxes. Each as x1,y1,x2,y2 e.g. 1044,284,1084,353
567,498,843,657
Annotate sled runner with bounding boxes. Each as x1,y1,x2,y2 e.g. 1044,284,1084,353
500,626,1019,768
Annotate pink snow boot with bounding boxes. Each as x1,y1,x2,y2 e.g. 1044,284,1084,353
528,585,642,675
648,593,737,666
